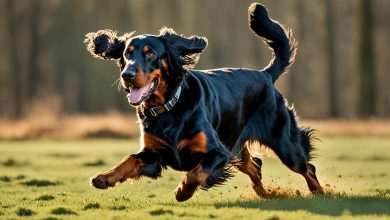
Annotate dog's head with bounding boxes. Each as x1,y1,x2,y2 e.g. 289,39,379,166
84,28,207,107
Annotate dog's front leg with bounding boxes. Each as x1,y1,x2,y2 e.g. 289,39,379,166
90,150,161,189
175,148,229,202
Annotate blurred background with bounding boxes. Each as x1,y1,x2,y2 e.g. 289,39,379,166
0,0,389,139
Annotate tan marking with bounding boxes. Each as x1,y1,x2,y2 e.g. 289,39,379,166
128,45,134,53
142,46,150,53
236,147,266,196
185,164,209,184
162,60,169,76
175,164,209,201
303,170,324,194
178,132,208,153
143,132,169,149
91,155,144,188
130,68,147,88
128,66,166,107
237,148,258,177
143,69,166,107
111,155,144,180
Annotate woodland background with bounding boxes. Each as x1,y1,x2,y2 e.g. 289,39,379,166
0,0,389,120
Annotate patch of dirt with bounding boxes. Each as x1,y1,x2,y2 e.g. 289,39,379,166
247,182,342,199
262,185,304,198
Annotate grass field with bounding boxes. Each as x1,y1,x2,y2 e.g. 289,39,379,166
0,136,389,219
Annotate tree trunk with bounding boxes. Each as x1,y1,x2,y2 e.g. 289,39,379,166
327,0,360,118
4,0,22,118
291,0,330,118
372,0,390,117
359,0,376,117
26,0,40,100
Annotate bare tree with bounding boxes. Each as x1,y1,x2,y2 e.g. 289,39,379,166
327,0,361,118
359,0,376,117
372,0,390,117
4,0,22,118
291,0,330,118
26,0,40,100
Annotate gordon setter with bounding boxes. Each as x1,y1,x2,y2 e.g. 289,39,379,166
84,3,324,201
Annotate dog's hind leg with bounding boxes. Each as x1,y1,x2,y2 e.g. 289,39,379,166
246,90,324,195
299,127,324,194
231,113,270,197
276,145,324,194
267,136,324,194
264,106,324,194
305,162,323,193
236,146,266,197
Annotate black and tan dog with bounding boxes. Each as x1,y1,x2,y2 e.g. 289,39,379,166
84,3,324,201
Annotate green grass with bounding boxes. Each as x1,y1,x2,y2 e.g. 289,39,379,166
0,136,389,219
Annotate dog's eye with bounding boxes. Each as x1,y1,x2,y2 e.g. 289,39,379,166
145,51,156,59
125,51,132,60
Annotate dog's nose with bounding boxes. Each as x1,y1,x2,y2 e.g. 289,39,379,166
121,70,135,81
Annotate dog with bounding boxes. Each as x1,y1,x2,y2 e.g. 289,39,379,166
84,3,324,202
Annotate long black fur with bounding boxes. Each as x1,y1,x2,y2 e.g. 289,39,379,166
249,4,297,83
85,3,320,200
160,27,208,71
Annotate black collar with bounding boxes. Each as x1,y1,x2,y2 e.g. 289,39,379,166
145,85,182,117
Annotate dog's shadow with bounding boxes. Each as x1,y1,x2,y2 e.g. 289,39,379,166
214,193,390,216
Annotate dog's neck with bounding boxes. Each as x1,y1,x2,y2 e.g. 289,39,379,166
148,85,182,117
136,82,183,128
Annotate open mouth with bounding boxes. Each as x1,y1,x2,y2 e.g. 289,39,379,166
126,78,158,106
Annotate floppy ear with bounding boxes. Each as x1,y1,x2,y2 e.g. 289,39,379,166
159,27,207,71
84,29,134,60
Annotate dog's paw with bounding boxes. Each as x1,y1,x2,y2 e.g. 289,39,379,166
252,182,267,198
90,174,117,189
174,182,197,202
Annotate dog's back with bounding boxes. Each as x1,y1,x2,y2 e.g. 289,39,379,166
189,68,273,148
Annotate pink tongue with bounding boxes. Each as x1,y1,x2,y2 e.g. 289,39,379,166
127,82,153,104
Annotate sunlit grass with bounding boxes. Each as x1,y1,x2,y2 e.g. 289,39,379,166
0,137,388,219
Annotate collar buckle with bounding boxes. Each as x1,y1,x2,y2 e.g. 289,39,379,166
150,107,158,116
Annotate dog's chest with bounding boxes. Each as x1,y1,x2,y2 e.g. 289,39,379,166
142,129,206,171
139,108,208,170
